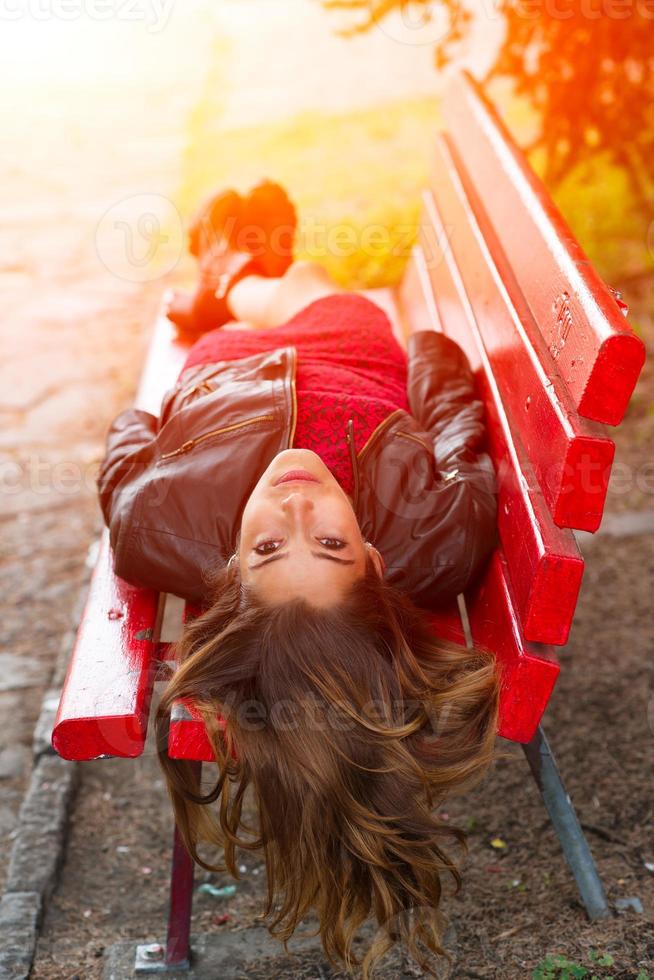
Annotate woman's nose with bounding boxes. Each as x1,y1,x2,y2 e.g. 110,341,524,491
281,491,314,518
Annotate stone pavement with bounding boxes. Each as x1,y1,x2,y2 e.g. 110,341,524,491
0,7,221,975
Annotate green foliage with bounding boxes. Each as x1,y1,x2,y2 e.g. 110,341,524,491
588,951,614,967
324,0,654,284
533,949,648,980
533,150,654,285
533,955,590,980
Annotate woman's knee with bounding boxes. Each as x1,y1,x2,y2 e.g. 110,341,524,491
270,261,340,322
281,260,333,288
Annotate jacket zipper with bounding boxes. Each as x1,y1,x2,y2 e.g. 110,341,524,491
346,409,410,510
159,414,275,461
345,419,360,511
186,380,214,398
162,347,296,461
357,409,406,466
288,348,298,448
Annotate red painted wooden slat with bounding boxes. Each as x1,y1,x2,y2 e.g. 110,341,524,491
168,700,216,762
402,244,578,650
467,552,560,744
399,245,445,338
442,72,645,426
52,312,190,763
51,532,161,760
405,238,584,645
426,604,466,646
135,312,189,414
398,245,445,338
168,601,216,760
427,137,616,532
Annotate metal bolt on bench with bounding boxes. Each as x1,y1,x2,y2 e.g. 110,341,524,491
52,70,643,972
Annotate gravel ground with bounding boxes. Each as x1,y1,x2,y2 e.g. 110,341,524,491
29,522,654,979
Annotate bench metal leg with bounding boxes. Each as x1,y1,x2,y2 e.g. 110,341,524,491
164,819,197,968
522,725,610,921
135,760,201,973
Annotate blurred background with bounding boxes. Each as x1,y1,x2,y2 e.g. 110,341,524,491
1,2,653,977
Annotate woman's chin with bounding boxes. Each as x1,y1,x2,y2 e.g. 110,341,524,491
266,448,332,484
271,447,325,470
274,448,322,462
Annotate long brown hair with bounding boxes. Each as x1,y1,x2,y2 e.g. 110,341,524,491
155,560,499,977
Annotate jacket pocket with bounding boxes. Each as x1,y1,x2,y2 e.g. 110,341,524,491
157,414,275,462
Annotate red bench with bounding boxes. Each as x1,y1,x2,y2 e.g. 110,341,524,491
52,71,645,973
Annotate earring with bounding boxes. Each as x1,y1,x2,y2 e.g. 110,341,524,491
227,553,238,570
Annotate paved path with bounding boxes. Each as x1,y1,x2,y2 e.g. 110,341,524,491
0,0,221,898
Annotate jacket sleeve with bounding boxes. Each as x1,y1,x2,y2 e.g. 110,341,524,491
405,330,499,604
97,408,158,531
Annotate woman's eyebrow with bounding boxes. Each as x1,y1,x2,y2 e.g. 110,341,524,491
249,551,356,571
249,553,289,571
311,552,356,566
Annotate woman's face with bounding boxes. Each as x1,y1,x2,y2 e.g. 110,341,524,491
239,449,384,607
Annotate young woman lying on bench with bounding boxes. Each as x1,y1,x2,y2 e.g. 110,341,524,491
97,181,500,978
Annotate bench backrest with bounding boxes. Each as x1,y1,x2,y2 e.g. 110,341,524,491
398,72,644,740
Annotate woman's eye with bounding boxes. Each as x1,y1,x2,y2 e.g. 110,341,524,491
254,539,282,555
318,538,346,550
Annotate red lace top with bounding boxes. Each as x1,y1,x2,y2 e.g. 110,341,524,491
183,293,409,495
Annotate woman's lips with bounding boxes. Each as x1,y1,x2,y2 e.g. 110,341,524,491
273,469,320,486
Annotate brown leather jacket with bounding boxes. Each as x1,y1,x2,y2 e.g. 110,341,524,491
97,330,499,608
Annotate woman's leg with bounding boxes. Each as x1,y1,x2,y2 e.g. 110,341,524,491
227,260,344,329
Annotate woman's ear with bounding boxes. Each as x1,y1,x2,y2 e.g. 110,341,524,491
365,543,386,579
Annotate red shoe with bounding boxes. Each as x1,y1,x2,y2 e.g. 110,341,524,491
188,187,243,259
167,187,248,336
166,249,256,340
239,179,297,277
188,180,297,273
167,181,297,338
